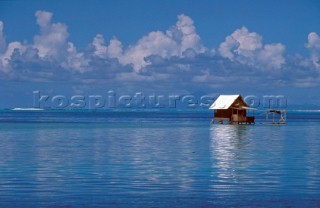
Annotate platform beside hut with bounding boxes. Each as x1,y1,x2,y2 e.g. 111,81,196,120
265,109,287,124
209,95,255,125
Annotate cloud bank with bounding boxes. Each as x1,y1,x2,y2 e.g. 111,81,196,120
0,10,319,92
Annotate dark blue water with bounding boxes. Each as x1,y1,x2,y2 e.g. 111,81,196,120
0,110,320,207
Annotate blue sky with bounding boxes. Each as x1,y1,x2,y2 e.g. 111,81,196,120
0,0,320,108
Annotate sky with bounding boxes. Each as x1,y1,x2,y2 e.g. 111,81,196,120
0,0,320,108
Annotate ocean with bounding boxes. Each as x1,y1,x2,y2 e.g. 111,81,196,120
0,110,319,207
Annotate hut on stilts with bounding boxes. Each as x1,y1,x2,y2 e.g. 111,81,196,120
209,95,255,124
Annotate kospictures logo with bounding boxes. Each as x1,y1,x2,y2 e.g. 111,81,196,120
33,91,287,109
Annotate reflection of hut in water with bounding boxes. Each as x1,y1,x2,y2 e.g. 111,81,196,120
209,95,255,124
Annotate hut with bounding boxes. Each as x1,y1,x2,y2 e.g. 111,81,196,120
209,95,255,124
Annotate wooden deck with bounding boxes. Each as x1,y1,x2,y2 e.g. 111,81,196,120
211,116,255,125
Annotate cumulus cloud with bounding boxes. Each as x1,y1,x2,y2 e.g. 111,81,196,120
107,38,123,59
92,34,108,58
0,10,319,91
175,14,205,54
62,42,89,73
91,34,123,60
2,42,26,66
219,27,285,70
33,11,91,73
256,43,285,69
120,31,179,71
84,14,207,73
118,14,206,72
33,10,69,59
306,32,320,69
0,10,92,74
0,23,27,73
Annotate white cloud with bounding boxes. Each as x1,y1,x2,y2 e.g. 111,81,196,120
32,10,91,73
175,14,205,53
306,32,320,69
91,34,123,59
106,38,123,59
1,10,319,90
121,31,179,71
62,42,90,73
219,27,285,69
1,41,26,73
219,27,262,60
35,10,52,28
0,11,91,74
33,10,69,59
92,34,108,58
119,14,206,72
257,43,285,69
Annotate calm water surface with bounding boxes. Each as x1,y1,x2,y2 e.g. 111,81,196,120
0,111,319,207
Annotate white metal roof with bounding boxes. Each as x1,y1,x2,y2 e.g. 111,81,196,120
241,106,257,110
209,94,241,110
